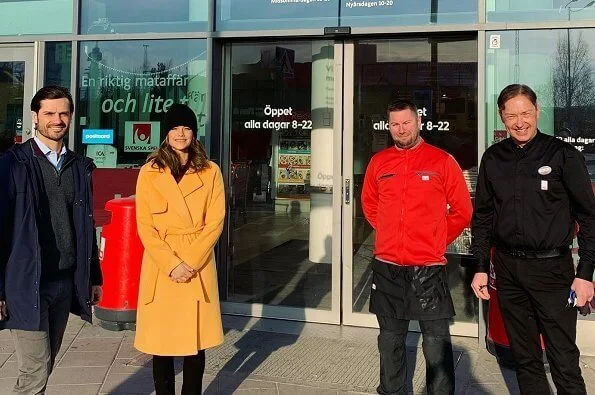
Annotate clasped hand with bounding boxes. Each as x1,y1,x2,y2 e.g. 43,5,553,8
170,262,196,283
571,277,594,308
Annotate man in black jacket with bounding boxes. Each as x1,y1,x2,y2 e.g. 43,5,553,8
0,86,103,394
471,84,594,395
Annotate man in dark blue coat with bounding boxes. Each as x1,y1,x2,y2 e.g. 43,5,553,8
0,86,103,394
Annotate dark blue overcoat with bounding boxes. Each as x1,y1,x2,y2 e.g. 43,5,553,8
0,139,103,331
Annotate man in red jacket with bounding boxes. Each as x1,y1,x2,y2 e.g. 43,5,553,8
362,100,472,395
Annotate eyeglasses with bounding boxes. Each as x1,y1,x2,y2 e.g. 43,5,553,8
502,111,536,123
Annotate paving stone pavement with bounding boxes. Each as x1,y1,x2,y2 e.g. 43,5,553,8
0,315,593,394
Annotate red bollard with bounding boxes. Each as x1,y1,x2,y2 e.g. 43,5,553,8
95,196,144,331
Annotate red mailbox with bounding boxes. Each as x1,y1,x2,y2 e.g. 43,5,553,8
95,196,144,331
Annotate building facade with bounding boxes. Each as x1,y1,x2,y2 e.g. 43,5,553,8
1,0,594,351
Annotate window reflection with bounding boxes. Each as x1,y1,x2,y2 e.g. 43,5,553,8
45,43,71,92
341,0,477,26
225,41,335,311
76,39,208,226
0,0,72,35
352,38,479,323
486,28,595,315
486,0,595,22
485,29,595,151
216,0,339,31
0,62,25,153
81,0,208,34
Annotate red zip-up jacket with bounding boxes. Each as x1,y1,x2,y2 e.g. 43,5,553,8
361,139,472,266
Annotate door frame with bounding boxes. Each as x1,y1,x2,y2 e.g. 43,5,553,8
0,43,37,144
219,39,344,325
339,39,479,337
218,38,481,336
340,40,379,328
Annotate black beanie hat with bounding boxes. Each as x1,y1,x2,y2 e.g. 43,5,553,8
161,103,198,141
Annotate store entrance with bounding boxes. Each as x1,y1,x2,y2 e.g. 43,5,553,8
341,37,479,336
220,36,479,335
0,44,35,154
221,41,341,323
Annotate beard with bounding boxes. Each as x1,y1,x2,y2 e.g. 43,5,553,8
37,124,68,142
394,134,420,149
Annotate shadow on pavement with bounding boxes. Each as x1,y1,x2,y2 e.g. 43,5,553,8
107,236,332,394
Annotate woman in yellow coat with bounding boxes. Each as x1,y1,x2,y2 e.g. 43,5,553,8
134,103,225,395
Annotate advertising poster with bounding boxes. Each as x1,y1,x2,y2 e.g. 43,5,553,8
86,144,118,168
124,121,161,152
240,102,313,199
277,134,311,185
79,40,208,146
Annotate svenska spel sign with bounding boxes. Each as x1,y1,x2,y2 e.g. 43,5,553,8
124,121,160,152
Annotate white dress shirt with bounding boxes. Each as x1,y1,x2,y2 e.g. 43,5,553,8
33,136,67,171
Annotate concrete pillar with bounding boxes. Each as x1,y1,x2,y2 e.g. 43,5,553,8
308,43,334,264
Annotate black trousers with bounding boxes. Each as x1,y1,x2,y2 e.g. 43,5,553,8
493,250,586,395
152,351,206,395
376,315,455,395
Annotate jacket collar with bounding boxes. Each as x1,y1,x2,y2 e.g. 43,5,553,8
29,138,83,170
146,163,204,223
32,136,67,157
506,129,542,154
8,139,94,174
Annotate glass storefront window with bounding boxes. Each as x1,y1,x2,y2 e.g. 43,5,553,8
486,29,595,151
45,43,72,90
225,41,335,310
216,0,477,31
0,60,25,152
76,39,208,168
341,0,477,27
487,0,595,23
351,37,479,323
81,0,208,34
0,0,72,36
44,42,73,148
485,28,595,296
216,0,339,31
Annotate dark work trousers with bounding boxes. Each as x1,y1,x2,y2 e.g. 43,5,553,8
10,274,73,395
493,250,586,395
152,351,206,395
376,315,455,395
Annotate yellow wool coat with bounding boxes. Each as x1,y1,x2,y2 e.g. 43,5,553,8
134,160,225,356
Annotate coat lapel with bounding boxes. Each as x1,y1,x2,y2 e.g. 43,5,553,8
151,169,193,224
178,171,203,197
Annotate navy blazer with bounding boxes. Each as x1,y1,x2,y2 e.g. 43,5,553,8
0,139,103,331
